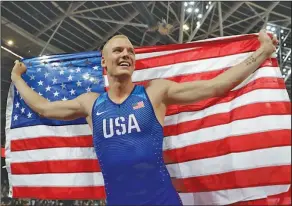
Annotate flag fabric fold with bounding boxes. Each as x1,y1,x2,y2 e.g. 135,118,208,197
5,34,291,205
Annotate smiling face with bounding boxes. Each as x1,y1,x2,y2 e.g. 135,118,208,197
101,35,136,78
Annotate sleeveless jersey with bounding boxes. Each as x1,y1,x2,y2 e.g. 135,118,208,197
91,85,182,205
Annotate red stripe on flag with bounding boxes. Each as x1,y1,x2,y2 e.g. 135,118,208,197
13,186,106,200
164,130,291,164
166,77,286,116
11,159,101,174
229,188,291,206
11,135,93,152
164,102,291,137
135,34,260,54
11,100,289,153
1,148,5,158
134,59,279,86
172,165,291,193
11,130,291,175
105,59,279,92
11,130,290,175
135,39,261,71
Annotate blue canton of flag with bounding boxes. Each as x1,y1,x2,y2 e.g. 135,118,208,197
11,51,105,129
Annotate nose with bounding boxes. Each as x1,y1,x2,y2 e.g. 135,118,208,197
121,49,129,58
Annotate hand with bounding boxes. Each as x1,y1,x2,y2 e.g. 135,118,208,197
11,60,27,80
258,29,278,55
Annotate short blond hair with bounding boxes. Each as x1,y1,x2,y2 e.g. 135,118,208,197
102,34,130,55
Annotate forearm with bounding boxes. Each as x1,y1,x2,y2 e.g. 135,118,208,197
11,74,49,113
213,45,271,95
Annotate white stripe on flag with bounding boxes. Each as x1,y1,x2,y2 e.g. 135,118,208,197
165,89,290,126
163,115,291,150
10,113,290,163
11,146,290,179
179,185,291,205
9,115,290,163
231,67,282,91
12,172,104,187
11,147,97,163
7,124,92,140
166,146,291,178
133,52,250,82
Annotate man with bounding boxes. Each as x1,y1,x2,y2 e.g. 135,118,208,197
11,30,277,205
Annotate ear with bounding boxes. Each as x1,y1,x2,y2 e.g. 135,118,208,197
101,56,106,69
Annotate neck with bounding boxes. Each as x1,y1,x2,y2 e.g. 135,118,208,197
107,75,135,103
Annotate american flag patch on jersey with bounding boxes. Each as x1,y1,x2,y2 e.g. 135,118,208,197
133,101,144,110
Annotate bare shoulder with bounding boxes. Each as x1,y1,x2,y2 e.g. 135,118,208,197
146,79,173,95
145,79,172,106
77,92,100,102
146,79,171,90
76,92,100,115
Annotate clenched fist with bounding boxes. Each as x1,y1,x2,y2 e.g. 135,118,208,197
258,29,278,56
11,60,27,81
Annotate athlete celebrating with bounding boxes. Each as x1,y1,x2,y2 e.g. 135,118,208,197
11,30,277,205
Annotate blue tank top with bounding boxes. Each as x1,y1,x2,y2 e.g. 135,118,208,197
91,85,182,205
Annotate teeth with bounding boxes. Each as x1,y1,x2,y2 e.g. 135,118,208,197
120,62,130,66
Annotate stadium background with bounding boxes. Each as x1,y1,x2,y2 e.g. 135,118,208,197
1,1,291,205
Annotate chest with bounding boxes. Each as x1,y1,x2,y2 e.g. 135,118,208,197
92,97,155,140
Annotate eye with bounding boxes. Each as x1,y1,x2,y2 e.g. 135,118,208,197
128,49,134,55
113,48,122,53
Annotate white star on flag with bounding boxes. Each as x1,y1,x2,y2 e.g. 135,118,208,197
68,75,73,81
61,83,66,89
70,89,76,95
62,97,68,101
93,66,99,70
60,70,65,75
30,75,35,80
86,87,91,92
15,102,20,108
77,81,82,87
45,86,51,92
38,92,43,96
53,91,59,97
76,68,81,72
13,115,18,121
27,112,32,118
37,68,42,72
21,107,25,114
44,72,49,78
38,80,43,86
52,77,58,84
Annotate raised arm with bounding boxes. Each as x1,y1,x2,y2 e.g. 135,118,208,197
159,29,277,105
11,60,97,120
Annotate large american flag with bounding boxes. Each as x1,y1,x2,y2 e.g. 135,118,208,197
5,34,291,205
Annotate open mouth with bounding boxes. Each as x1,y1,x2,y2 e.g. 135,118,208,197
118,61,131,67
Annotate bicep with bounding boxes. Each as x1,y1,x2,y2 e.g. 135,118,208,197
164,80,217,105
41,98,85,120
